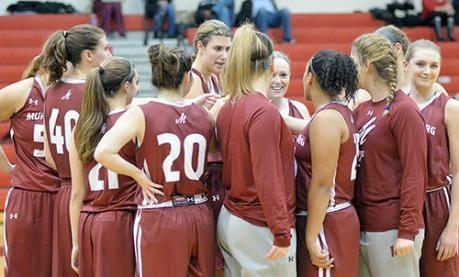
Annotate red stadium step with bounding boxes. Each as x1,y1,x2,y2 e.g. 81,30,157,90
290,13,383,28
276,43,352,61
2,144,16,164
0,121,10,142
0,47,41,65
0,30,54,47
283,55,459,80
287,78,304,97
0,14,90,30
441,75,459,94
276,41,459,61
441,59,459,75
0,172,11,189
268,26,376,44
124,15,146,30
404,26,459,41
288,96,314,115
0,65,28,84
0,188,11,212
0,144,15,190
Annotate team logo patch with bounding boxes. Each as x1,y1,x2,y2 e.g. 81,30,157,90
61,89,72,101
175,112,187,124
28,98,39,106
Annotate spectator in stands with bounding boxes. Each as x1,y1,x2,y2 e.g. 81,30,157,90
421,0,456,41
153,0,176,38
252,0,294,43
213,0,234,27
93,0,126,38
195,0,234,27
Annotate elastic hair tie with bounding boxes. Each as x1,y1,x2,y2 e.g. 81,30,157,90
384,104,390,111
99,66,105,75
63,31,68,38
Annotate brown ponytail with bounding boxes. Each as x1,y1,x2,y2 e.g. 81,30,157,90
43,24,105,84
74,57,134,163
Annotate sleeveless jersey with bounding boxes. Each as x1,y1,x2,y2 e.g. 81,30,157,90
418,92,451,190
192,68,220,95
136,101,213,204
44,79,85,185
288,99,304,119
81,110,138,212
295,102,358,212
192,67,221,162
10,76,60,192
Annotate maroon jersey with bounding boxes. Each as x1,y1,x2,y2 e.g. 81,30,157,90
136,101,213,203
288,99,304,119
353,90,427,240
44,79,85,184
192,67,220,95
295,102,358,212
81,110,138,212
10,76,60,192
217,93,295,247
192,67,221,163
419,92,451,190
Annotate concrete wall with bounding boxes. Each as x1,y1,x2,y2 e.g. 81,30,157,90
0,0,424,15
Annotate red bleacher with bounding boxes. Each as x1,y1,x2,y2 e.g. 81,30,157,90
0,13,458,210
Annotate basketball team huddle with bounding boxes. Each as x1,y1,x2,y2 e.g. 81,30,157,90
0,17,457,277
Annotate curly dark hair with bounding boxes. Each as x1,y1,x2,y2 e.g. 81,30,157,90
308,50,358,102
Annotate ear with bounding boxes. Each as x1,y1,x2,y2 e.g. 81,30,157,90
197,41,205,54
403,59,409,73
82,49,93,63
122,80,131,93
394,42,404,57
362,60,372,74
306,72,313,85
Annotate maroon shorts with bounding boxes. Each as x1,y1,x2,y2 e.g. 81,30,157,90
206,162,225,270
296,205,360,277
134,202,215,277
421,186,459,277
52,185,77,277
79,210,135,277
4,187,56,277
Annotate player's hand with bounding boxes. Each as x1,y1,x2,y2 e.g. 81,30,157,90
135,171,164,204
436,225,458,261
393,238,414,257
193,94,221,110
307,240,334,269
265,245,289,261
71,245,79,273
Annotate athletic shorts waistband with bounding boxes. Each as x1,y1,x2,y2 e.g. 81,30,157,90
137,193,208,209
295,202,352,216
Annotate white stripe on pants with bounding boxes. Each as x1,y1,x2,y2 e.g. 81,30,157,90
217,206,297,277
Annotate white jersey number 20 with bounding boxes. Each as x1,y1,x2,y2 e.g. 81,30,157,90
157,133,207,182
